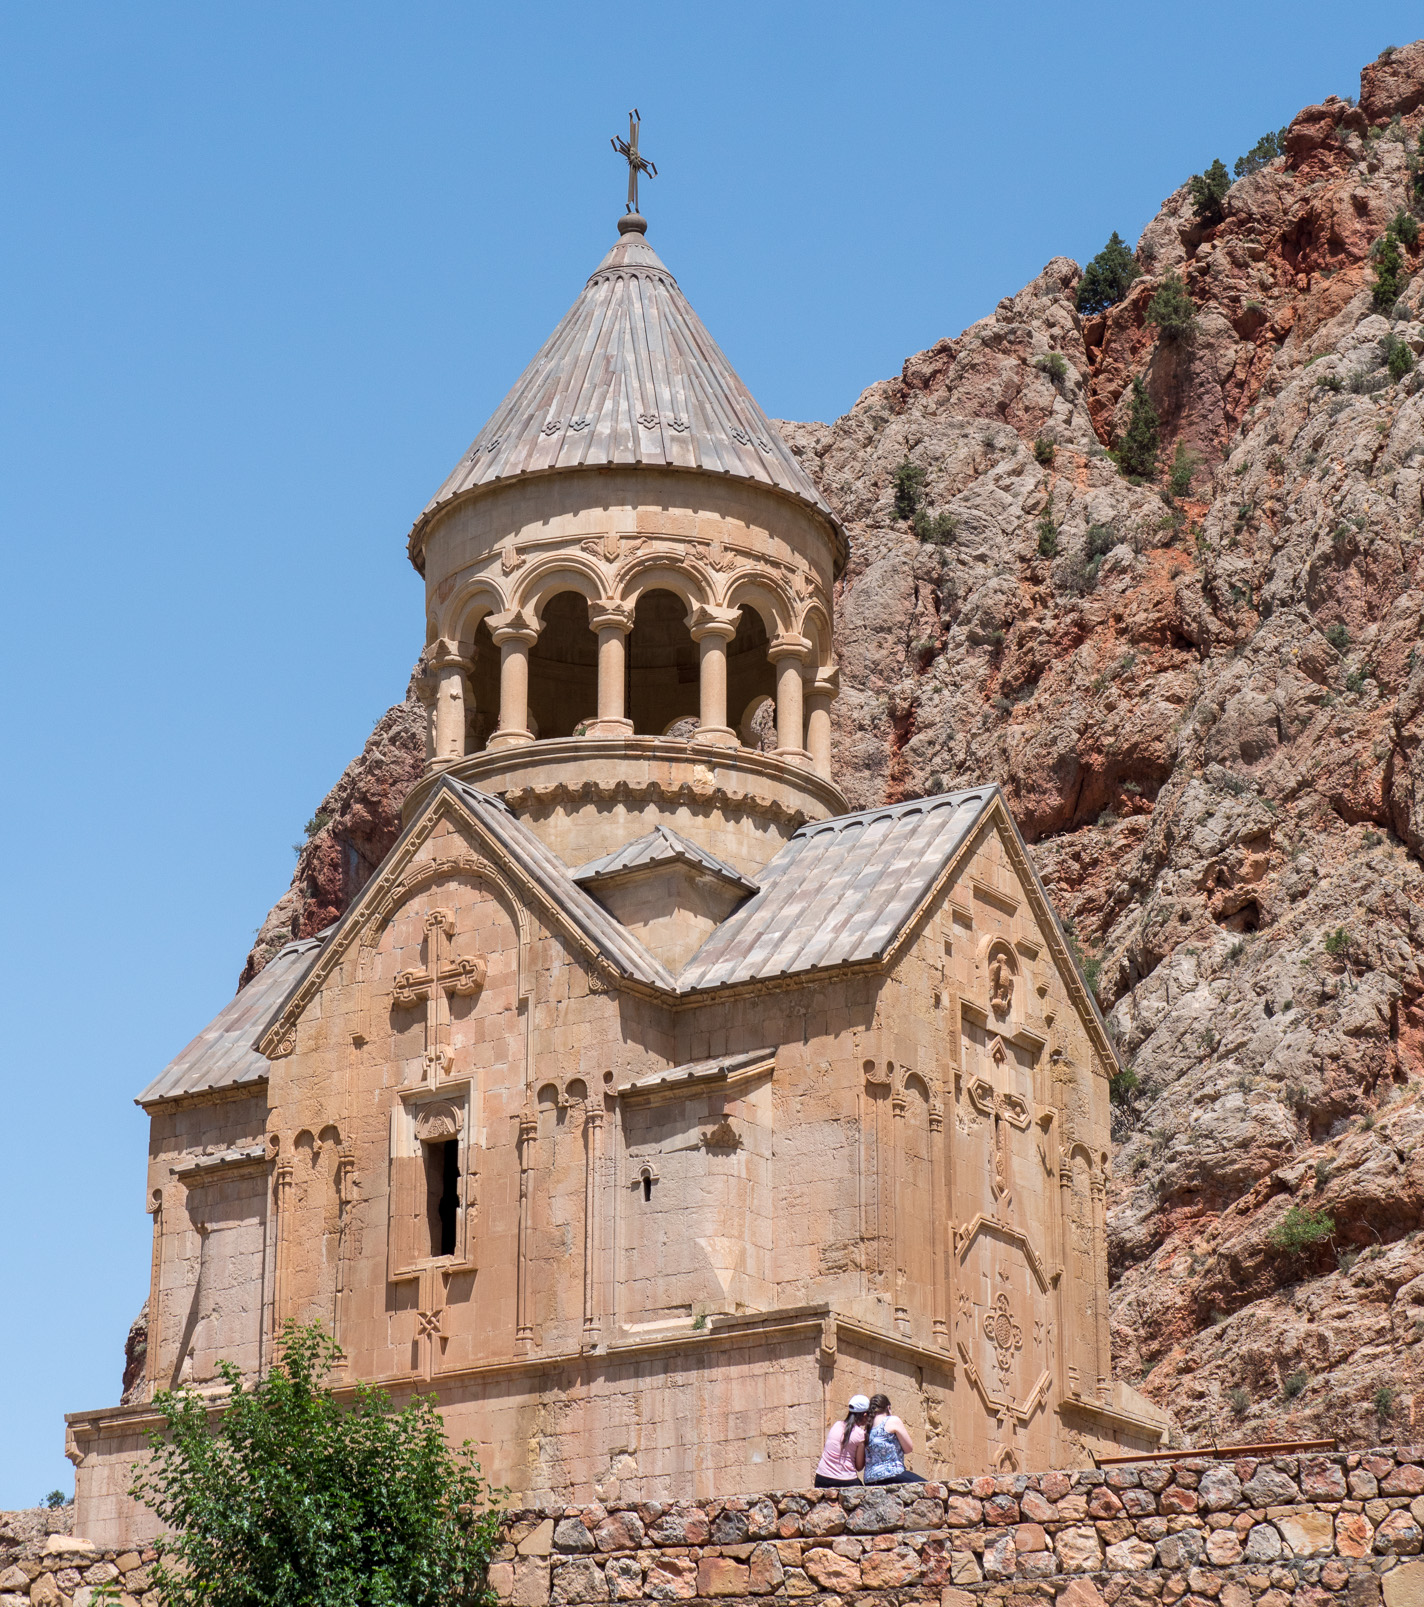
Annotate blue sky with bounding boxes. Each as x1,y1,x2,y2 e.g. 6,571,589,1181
1,0,1417,1507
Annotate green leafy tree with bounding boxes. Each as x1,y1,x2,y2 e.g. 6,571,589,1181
130,1323,504,1607
1383,332,1416,381
1267,1204,1335,1255
1373,226,1407,313
892,459,926,521
1189,159,1232,227
1115,378,1160,480
1075,233,1141,315
1235,128,1288,178
1146,273,1198,343
1168,441,1198,498
912,509,956,545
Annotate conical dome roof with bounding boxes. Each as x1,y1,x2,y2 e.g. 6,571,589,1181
408,218,841,567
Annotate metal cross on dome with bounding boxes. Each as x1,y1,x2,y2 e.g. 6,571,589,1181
611,109,656,214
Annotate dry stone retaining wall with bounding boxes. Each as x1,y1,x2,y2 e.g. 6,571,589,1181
493,1449,1424,1606
10,1449,1424,1607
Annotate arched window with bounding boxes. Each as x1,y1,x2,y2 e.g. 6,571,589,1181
527,592,598,739
467,617,499,752
628,589,699,736
726,604,776,745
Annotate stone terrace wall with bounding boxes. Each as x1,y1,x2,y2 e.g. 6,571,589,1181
493,1449,1424,1607
9,1449,1424,1607
0,1532,157,1607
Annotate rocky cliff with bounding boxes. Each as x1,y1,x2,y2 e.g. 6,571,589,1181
242,41,1424,1450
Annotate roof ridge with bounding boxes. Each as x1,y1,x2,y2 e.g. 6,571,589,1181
793,787,995,838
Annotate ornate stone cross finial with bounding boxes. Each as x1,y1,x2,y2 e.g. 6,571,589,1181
610,108,656,215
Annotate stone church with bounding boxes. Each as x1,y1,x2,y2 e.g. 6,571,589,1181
69,197,1166,1545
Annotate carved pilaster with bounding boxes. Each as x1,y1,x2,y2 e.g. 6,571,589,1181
929,1105,947,1347
272,1159,294,1341
582,1104,604,1344
515,1109,537,1343
1089,1171,1111,1401
891,1083,908,1335
144,1187,163,1398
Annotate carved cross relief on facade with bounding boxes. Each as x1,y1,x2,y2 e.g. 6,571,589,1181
392,909,487,1081
966,1042,1031,1208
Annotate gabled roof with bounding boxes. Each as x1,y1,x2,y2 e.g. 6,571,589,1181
573,824,758,897
145,780,1117,1109
408,218,841,566
436,778,678,991
675,788,997,991
136,934,325,1107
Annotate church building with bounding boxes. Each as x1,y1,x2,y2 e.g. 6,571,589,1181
68,167,1166,1545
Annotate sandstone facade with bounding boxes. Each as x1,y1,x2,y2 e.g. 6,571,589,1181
69,211,1161,1544
194,34,1424,1471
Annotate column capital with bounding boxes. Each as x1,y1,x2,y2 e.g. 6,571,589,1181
810,664,840,698
688,603,741,643
488,607,539,647
426,637,471,673
767,632,813,665
587,598,634,636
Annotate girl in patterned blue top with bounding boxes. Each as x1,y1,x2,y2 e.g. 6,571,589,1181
862,1393,927,1484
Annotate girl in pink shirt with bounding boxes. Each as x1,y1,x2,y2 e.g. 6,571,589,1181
813,1393,869,1486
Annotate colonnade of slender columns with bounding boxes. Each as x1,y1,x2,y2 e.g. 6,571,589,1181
423,607,837,775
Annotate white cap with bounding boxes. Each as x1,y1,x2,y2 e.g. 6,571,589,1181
848,1394,870,1412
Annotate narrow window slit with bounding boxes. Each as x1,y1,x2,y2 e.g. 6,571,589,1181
424,1138,460,1257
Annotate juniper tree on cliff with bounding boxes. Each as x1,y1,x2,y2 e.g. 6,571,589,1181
1075,232,1140,315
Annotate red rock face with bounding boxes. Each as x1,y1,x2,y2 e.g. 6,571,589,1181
776,39,1424,1446
239,668,425,986
253,39,1424,1446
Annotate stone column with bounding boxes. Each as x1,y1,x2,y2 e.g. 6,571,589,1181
929,1103,947,1348
488,609,539,750
689,604,740,747
890,1082,909,1336
1090,1170,1111,1402
1057,1157,1077,1398
415,673,437,768
145,1188,164,1398
582,1103,604,1344
515,1109,537,1344
587,600,634,737
768,634,813,761
428,639,471,765
805,665,839,780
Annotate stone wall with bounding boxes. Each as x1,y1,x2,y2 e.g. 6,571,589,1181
0,1531,157,1607
489,1449,1424,1607
12,1448,1424,1607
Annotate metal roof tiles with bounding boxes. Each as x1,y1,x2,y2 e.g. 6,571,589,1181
136,935,325,1107
410,220,839,552
144,786,1006,1109
572,824,758,896
674,788,997,991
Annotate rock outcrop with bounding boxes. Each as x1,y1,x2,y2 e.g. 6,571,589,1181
242,41,1424,1448
239,666,425,985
